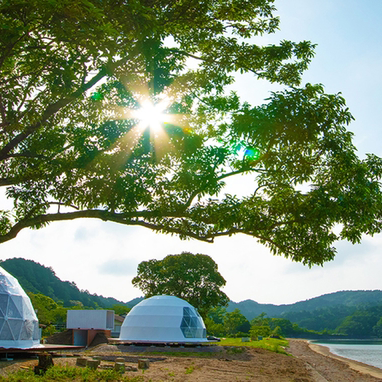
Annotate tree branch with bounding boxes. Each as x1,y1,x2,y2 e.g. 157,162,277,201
0,95,8,129
183,167,258,209
48,202,79,210
0,70,106,161
0,178,17,187
167,47,261,76
0,27,34,69
0,53,135,162
0,209,215,244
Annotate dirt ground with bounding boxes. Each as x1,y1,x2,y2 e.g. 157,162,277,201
288,340,382,381
0,340,381,381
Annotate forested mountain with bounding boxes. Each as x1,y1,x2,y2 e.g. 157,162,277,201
226,291,382,337
227,290,382,322
0,258,130,309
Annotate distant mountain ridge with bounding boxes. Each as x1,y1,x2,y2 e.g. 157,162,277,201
227,290,382,321
0,258,132,309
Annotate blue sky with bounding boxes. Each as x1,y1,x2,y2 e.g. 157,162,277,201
1,1,382,305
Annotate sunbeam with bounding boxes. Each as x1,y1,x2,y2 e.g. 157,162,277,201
132,99,169,132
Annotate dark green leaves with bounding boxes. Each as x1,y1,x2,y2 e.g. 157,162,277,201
1,0,381,267
132,252,229,317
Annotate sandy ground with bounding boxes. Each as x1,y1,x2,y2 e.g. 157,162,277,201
0,340,381,381
288,340,382,381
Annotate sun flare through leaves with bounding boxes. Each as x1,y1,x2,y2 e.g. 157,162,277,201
132,99,170,132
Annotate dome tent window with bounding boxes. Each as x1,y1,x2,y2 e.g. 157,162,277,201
0,267,41,348
181,307,206,338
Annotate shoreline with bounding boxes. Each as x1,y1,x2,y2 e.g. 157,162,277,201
308,341,382,380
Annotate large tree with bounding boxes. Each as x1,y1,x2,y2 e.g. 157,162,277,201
1,0,382,265
132,252,229,317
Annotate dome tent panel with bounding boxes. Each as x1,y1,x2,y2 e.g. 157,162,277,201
0,293,8,317
22,298,36,321
0,273,19,294
11,295,24,317
0,266,41,348
119,295,208,343
19,321,34,340
125,313,181,328
33,321,40,340
1,321,14,341
8,319,23,340
7,297,22,319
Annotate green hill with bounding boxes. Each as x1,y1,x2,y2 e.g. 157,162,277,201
227,290,382,322
0,258,130,309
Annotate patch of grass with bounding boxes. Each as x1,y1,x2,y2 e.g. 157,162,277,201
218,337,289,355
185,365,194,374
0,365,144,381
225,346,245,354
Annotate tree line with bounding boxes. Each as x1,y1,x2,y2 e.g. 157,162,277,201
28,288,382,340
4,256,382,339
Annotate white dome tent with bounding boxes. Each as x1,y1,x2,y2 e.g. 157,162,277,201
119,295,208,343
0,266,41,349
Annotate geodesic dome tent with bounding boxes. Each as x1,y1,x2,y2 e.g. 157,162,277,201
0,266,40,348
119,295,208,343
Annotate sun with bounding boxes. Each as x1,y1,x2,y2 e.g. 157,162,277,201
132,99,169,132
102,85,190,165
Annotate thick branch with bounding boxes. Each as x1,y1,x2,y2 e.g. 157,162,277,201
0,178,17,187
0,209,214,244
0,204,298,246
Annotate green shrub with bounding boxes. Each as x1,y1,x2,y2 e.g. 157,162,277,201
250,325,271,339
218,337,289,355
42,325,56,338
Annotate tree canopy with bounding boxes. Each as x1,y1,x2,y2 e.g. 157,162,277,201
1,0,382,265
132,252,229,317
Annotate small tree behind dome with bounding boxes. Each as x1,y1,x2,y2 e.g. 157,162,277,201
132,252,229,318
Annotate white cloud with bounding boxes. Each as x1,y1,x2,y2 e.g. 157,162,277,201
99,258,137,277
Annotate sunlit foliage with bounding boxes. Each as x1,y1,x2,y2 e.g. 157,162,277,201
1,0,382,265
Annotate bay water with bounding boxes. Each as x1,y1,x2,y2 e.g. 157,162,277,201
313,340,382,370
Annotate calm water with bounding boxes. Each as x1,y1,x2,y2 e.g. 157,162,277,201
314,340,382,369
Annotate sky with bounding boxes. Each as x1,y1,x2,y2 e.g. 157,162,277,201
1,0,382,306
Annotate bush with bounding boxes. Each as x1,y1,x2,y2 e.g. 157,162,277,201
235,331,250,338
250,325,271,339
42,325,56,338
